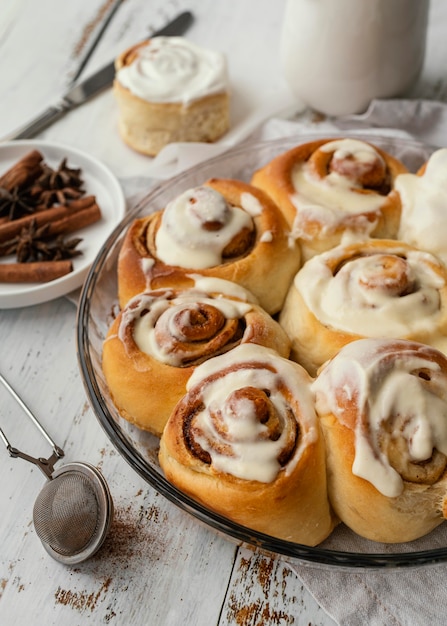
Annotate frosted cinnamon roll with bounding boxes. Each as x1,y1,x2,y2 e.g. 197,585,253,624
396,149,447,266
313,338,447,543
159,343,335,545
251,138,407,261
279,239,447,375
113,37,230,155
118,178,300,314
102,277,291,436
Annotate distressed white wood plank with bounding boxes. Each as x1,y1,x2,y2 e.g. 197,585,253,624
0,299,333,625
0,0,122,139
220,548,335,625
0,300,235,625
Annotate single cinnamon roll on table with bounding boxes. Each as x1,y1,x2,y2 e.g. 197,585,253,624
251,137,407,261
113,37,230,156
117,178,300,314
279,239,447,375
102,277,291,436
159,343,336,546
313,338,447,543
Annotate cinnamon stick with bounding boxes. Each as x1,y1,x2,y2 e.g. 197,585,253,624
0,150,44,191
0,195,98,244
0,260,73,283
45,202,102,237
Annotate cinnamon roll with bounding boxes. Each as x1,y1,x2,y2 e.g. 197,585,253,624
159,343,335,545
251,137,407,261
102,277,291,436
313,338,447,543
113,37,230,155
117,178,300,314
396,148,447,266
279,239,447,375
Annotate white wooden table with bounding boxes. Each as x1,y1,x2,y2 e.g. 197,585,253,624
1,1,447,624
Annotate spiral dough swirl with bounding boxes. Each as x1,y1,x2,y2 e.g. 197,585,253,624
295,241,446,337
313,338,447,497
177,344,317,482
119,288,254,367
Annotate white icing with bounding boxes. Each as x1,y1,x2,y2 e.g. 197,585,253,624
155,186,254,269
290,139,386,238
116,36,228,104
187,343,317,482
119,286,253,366
312,338,447,497
141,257,155,274
240,192,263,216
295,243,445,336
260,231,273,243
397,149,447,265
188,275,259,303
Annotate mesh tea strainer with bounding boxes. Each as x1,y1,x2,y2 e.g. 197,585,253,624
0,372,114,565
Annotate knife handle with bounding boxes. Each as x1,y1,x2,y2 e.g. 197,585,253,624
2,104,68,142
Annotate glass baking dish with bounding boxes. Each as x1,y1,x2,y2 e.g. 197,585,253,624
77,132,447,569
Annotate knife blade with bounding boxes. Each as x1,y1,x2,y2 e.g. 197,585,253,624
4,11,194,141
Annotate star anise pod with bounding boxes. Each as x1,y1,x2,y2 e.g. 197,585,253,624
40,234,83,261
35,158,84,192
0,186,36,220
7,220,53,262
38,186,84,208
1,219,83,263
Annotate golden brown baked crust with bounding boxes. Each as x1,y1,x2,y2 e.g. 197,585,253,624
279,238,447,375
313,338,447,542
117,178,301,314
113,41,229,156
159,344,336,545
251,137,407,260
102,286,291,436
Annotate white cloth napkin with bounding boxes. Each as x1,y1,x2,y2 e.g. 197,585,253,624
73,97,447,625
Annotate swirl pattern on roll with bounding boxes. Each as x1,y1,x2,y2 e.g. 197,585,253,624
119,283,256,367
296,241,444,337
280,239,447,375
117,178,300,314
313,338,447,497
154,185,255,269
180,344,313,482
251,137,406,260
159,343,335,545
102,277,291,436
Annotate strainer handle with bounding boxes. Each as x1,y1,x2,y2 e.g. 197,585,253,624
0,428,62,479
0,372,65,479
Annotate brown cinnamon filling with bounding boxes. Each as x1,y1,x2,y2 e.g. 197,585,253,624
307,147,391,194
154,304,246,367
182,375,299,469
380,416,447,484
332,252,416,297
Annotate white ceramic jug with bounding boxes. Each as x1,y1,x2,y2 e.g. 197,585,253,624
281,0,430,116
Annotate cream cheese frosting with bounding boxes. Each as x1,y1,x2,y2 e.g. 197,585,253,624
116,36,228,104
154,186,254,269
186,344,317,482
290,139,387,238
312,338,447,497
294,243,445,337
396,148,447,265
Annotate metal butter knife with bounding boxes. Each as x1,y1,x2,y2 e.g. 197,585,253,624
4,11,194,141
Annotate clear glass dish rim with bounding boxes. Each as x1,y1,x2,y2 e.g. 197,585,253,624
76,131,447,570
